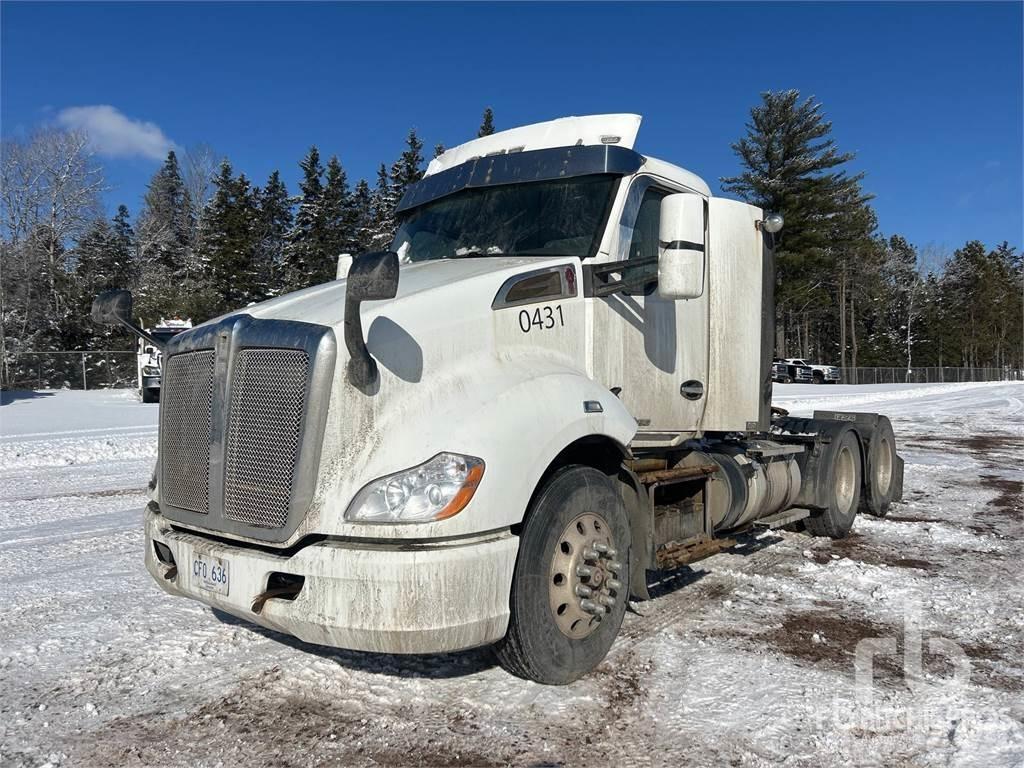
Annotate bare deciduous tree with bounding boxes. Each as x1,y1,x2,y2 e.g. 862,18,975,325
0,128,107,386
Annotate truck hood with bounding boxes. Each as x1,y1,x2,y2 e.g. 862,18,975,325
224,256,562,328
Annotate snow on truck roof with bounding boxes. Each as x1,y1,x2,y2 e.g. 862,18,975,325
425,113,711,197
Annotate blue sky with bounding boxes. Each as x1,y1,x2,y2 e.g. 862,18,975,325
3,1,1021,256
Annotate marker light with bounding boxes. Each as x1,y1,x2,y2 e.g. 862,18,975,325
763,213,784,234
345,453,484,523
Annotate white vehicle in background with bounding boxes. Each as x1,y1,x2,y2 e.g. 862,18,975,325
137,318,192,402
93,114,903,685
784,358,841,384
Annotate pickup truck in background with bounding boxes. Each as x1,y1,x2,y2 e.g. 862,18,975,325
774,358,812,383
784,358,841,384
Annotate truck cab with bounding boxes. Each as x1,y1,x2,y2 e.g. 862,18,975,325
136,318,192,403
93,114,902,684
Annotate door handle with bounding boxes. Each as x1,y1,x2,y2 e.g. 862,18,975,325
680,380,704,400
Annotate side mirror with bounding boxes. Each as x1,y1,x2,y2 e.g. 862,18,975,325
345,251,400,389
92,289,133,326
91,289,165,349
657,193,705,300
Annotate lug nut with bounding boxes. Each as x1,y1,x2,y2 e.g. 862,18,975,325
576,565,593,579
582,548,599,561
606,548,618,559
593,543,609,554
607,560,622,574
607,579,622,591
575,585,593,598
599,595,616,608
580,599,601,614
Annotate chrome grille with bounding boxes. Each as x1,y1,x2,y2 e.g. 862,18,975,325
160,350,215,514
223,349,309,528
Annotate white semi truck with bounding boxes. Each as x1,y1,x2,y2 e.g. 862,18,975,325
92,115,903,685
136,318,193,402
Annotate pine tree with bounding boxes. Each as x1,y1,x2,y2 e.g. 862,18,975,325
478,107,495,137
433,143,446,159
138,151,192,273
111,205,136,286
320,156,352,282
351,178,374,253
201,160,260,314
71,212,138,382
390,129,424,203
284,146,326,290
722,90,873,360
254,171,292,296
368,163,396,251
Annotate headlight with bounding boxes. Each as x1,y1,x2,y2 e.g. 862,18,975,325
142,366,161,376
345,453,484,523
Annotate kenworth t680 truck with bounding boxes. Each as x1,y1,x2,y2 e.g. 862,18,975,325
93,115,904,685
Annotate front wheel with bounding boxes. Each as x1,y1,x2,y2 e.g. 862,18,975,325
494,465,630,685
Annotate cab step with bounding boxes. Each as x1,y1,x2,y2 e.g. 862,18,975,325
753,507,811,530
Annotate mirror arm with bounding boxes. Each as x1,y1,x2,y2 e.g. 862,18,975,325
115,315,164,350
585,257,658,297
344,296,376,388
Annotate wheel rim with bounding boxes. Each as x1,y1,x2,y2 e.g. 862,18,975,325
834,445,856,513
875,436,893,497
548,512,623,639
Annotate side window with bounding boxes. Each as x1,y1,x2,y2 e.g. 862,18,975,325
625,188,666,292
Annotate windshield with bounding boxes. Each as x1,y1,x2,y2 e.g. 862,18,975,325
392,174,618,262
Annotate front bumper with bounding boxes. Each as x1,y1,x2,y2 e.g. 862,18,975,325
145,505,519,654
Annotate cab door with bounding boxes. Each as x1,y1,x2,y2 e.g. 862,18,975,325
588,177,709,434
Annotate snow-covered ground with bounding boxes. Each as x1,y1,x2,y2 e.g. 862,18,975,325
1,382,1022,767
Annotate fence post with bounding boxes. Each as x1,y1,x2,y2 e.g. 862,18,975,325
81,353,87,391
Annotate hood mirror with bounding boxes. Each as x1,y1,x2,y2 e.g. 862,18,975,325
91,289,164,349
345,251,400,390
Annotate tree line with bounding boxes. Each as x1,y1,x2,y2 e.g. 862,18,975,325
1,97,1020,390
723,90,1022,373
0,108,496,387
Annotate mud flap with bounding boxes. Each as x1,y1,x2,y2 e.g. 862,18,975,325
891,453,905,502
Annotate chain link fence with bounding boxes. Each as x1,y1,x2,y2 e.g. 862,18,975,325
4,353,1023,392
839,366,1023,385
3,351,138,391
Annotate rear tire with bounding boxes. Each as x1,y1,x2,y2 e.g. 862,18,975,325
494,465,630,685
141,388,158,404
861,416,896,517
804,430,862,539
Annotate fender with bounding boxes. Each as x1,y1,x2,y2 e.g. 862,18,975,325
313,355,638,541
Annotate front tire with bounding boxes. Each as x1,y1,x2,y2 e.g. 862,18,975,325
494,465,630,685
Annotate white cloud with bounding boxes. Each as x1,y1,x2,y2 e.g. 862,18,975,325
56,105,177,161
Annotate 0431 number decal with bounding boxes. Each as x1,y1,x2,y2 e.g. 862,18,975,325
518,305,564,333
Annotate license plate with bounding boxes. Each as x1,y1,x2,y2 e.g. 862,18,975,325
191,552,230,595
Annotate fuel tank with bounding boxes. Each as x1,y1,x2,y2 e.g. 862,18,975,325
678,440,802,532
